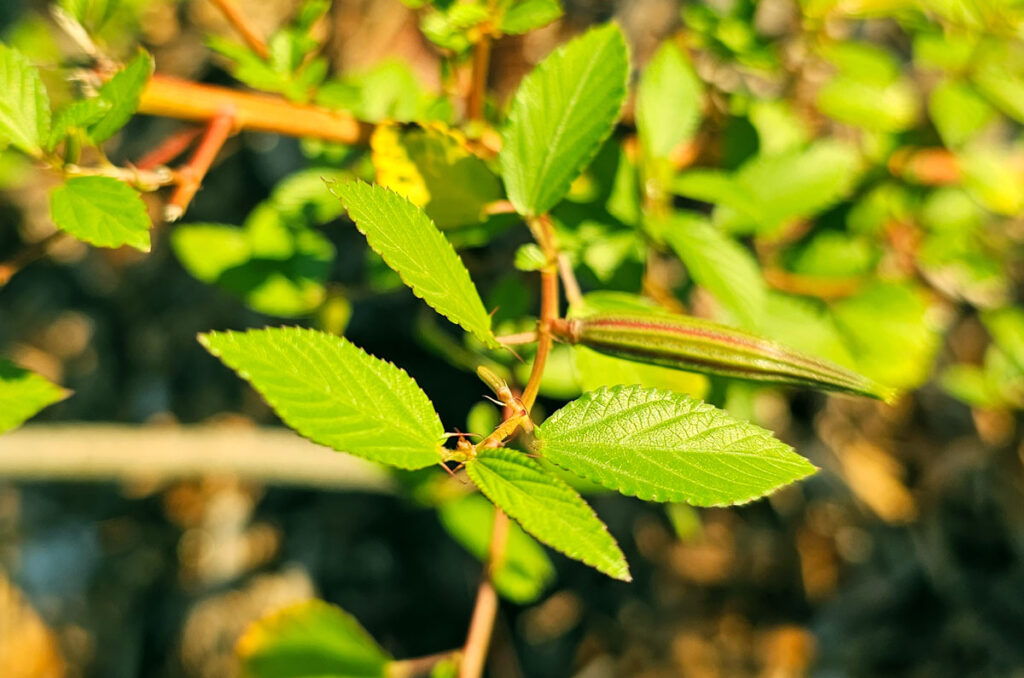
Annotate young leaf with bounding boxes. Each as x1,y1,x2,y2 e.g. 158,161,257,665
0,360,69,434
438,493,556,603
657,212,766,331
199,327,445,470
237,600,392,678
331,181,498,348
88,49,154,144
46,97,112,151
467,448,630,581
500,23,629,216
500,0,563,35
636,40,703,161
50,176,152,251
0,43,50,157
534,384,817,506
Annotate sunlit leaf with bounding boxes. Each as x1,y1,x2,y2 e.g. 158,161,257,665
50,176,151,251
0,360,69,435
534,384,816,506
467,448,631,581
332,180,498,347
200,327,445,470
237,600,391,678
500,23,629,216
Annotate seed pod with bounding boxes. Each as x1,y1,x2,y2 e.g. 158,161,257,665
553,312,895,402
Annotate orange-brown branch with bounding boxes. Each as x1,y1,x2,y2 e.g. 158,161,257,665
138,75,371,145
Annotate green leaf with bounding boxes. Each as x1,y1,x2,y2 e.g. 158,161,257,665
0,360,69,434
420,4,489,52
534,384,816,506
636,40,703,161
269,168,350,223
0,43,50,157
514,243,547,271
500,23,629,216
317,61,448,123
466,448,630,581
757,292,855,368
971,42,1024,124
676,141,862,236
237,600,391,678
499,0,563,34
816,76,918,132
88,49,154,144
659,212,766,330
929,80,994,148
982,307,1024,373
815,41,917,132
46,97,112,151
172,209,335,318
331,180,498,347
831,282,941,389
50,176,152,251
748,99,809,155
438,493,555,603
199,327,445,469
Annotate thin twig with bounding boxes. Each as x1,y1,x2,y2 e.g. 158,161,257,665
209,0,270,59
136,126,204,170
388,650,461,678
165,108,236,221
557,253,582,308
467,31,492,121
459,508,509,678
64,163,177,190
496,331,538,346
50,6,115,72
0,231,66,288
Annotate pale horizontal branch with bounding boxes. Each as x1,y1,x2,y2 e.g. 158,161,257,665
0,424,394,491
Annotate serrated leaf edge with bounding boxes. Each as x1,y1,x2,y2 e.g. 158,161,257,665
329,180,500,349
467,448,632,581
534,385,818,507
198,327,447,469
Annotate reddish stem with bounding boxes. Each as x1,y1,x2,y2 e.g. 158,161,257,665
135,126,204,170
165,108,236,221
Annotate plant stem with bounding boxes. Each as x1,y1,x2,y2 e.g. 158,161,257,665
209,0,270,59
496,331,538,346
63,163,176,189
557,253,582,308
389,650,462,678
520,215,560,412
166,107,237,221
459,508,509,678
136,126,204,169
137,74,371,144
467,32,492,121
0,231,66,288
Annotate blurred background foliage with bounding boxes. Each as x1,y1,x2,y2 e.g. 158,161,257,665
1,0,1024,676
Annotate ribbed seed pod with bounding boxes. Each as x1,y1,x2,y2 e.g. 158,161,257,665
553,312,895,402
